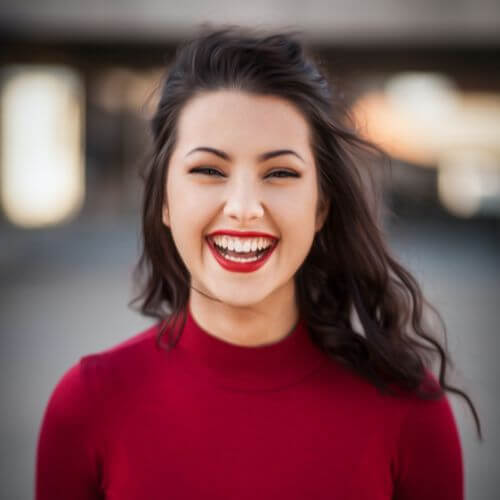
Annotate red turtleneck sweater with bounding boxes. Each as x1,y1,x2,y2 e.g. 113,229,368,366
36,307,463,499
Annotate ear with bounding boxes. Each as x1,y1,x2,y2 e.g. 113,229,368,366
162,203,170,228
315,197,330,232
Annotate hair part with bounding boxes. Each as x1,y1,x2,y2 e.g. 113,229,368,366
130,23,482,440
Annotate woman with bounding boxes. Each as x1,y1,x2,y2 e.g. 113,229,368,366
36,25,481,499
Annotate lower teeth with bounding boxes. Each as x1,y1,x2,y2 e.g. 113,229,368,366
215,246,267,263
224,254,260,263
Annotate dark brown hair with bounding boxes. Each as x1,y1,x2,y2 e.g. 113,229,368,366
131,23,482,439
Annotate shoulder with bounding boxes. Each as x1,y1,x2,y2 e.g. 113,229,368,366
398,370,462,448
81,322,165,398
392,371,464,498
387,370,462,450
87,321,160,360
396,370,460,433
45,323,162,417
322,362,462,450
36,326,163,494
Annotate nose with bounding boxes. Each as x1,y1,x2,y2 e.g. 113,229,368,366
223,174,265,224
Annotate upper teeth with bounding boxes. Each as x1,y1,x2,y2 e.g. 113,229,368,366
211,235,274,253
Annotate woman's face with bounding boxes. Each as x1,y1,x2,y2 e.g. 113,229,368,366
163,89,328,309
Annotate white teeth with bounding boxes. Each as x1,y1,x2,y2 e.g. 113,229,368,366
211,235,274,253
223,254,260,263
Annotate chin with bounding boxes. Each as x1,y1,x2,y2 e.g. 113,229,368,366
214,290,272,309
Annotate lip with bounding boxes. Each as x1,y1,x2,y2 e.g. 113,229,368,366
207,229,279,240
206,234,278,273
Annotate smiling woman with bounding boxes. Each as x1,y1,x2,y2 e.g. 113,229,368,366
159,89,327,338
35,24,481,500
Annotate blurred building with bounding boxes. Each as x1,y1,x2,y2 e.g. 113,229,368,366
1,0,500,226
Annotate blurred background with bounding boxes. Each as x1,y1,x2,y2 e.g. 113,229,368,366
1,1,499,499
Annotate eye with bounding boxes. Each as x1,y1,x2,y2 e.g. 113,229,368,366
189,166,225,177
189,167,300,179
267,169,300,179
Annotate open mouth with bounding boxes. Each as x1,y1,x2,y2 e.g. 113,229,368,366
206,236,278,263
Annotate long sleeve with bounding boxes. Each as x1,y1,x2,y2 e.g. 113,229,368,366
35,360,103,500
394,392,464,500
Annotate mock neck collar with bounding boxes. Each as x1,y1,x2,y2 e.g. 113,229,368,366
174,304,327,392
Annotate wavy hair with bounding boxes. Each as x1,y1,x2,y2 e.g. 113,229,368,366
131,23,482,439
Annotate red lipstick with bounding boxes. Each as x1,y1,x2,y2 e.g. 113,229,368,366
207,229,278,240
206,232,279,273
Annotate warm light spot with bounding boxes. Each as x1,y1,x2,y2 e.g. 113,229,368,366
351,72,500,216
438,149,500,218
351,72,500,168
1,66,85,228
351,91,434,165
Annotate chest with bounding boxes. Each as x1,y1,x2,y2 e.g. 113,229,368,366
100,381,397,500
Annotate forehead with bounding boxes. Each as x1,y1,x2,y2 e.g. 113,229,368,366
174,90,313,156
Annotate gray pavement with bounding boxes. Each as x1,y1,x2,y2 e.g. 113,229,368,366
0,213,498,499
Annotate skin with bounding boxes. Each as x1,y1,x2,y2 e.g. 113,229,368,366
162,89,329,347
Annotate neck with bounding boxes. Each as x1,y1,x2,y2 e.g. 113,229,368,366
188,283,299,347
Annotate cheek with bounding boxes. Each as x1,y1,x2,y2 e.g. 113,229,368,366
278,192,318,260
171,176,218,213
168,174,211,226
274,206,316,261
271,184,318,231
168,198,214,262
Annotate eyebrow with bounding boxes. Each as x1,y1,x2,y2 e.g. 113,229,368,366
185,146,305,163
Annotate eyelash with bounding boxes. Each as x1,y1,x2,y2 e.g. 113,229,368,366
190,167,300,179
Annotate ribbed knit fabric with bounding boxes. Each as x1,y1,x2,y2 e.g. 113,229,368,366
36,306,464,499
